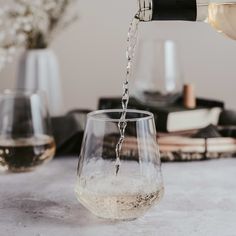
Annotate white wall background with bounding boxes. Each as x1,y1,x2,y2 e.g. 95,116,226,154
0,0,236,111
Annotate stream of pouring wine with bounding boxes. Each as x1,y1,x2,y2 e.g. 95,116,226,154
115,12,140,175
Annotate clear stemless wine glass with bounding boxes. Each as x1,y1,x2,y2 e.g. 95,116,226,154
133,39,183,106
75,109,164,221
0,90,56,172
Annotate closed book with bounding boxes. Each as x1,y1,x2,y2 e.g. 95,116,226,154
98,97,224,132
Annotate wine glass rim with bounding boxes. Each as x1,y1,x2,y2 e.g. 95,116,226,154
87,109,154,122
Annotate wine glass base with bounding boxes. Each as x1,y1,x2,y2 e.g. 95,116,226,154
87,209,143,221
134,91,181,107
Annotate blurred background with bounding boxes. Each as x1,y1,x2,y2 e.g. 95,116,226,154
0,0,236,111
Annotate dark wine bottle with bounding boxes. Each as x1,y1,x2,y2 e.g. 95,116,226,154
138,0,209,22
138,0,236,41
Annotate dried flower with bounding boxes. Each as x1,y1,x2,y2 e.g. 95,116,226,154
0,0,78,70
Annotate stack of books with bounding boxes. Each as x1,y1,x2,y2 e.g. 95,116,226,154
98,97,236,161
98,96,224,132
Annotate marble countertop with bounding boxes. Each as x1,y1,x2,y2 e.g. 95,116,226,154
1,157,236,236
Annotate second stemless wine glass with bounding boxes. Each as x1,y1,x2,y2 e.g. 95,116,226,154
133,39,183,106
75,109,164,221
0,90,56,172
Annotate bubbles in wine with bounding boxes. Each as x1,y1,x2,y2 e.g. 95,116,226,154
75,174,164,220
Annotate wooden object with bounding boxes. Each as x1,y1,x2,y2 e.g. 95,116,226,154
183,84,196,109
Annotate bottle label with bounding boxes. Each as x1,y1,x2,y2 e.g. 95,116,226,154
152,0,197,21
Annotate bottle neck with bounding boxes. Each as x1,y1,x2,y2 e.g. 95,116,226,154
138,0,153,21
138,0,209,22
196,0,209,21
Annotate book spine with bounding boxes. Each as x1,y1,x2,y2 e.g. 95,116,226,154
155,113,169,132
196,98,224,108
176,97,224,108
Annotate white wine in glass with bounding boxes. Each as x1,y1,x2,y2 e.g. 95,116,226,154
208,3,236,40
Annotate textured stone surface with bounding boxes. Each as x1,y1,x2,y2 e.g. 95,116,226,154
1,157,236,236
